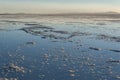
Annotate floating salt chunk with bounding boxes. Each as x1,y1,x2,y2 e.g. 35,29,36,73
107,60,120,63
3,78,8,80
97,34,120,42
51,40,57,42
41,36,46,39
25,23,38,26
21,56,25,60
28,70,32,73
61,47,65,52
61,47,64,50
109,49,120,53
68,32,91,39
8,53,12,57
53,30,69,34
62,64,67,67
68,40,73,42
89,47,101,51
80,44,83,46
70,74,75,77
48,34,58,39
107,58,120,63
42,48,45,50
26,41,36,45
108,70,112,74
12,23,16,25
115,75,120,79
38,74,45,79
68,70,75,73
106,66,112,69
3,63,25,73
43,54,49,58
10,64,25,73
43,30,49,32
0,78,17,80
88,64,95,66
96,23,106,25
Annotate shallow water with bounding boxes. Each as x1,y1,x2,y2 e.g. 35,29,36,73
0,14,120,80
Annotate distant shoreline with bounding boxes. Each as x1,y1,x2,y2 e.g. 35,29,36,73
0,12,120,19
0,11,120,15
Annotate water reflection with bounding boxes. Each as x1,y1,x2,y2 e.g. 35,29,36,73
0,14,120,80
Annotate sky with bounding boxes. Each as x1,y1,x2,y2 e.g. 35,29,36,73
0,0,120,13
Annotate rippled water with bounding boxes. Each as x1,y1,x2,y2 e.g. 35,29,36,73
0,14,120,80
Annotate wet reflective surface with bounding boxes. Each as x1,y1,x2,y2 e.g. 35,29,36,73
0,14,120,80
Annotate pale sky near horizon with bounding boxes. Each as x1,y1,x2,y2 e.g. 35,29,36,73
0,0,120,13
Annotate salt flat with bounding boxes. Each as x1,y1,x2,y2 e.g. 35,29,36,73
0,13,120,80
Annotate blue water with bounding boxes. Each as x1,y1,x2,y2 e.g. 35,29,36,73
0,15,120,80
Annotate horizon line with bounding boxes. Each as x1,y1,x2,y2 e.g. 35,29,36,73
0,11,120,15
